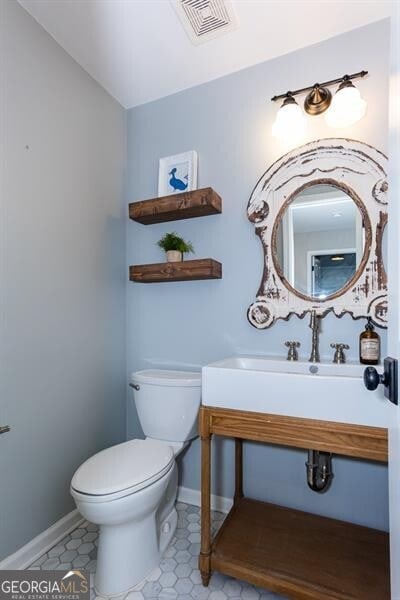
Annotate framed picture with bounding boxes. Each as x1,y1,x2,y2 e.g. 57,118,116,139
158,151,198,197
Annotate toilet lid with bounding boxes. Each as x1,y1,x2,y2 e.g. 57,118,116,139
71,439,174,496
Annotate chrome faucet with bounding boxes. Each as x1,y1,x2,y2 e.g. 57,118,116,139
285,341,300,361
330,343,349,364
308,309,321,363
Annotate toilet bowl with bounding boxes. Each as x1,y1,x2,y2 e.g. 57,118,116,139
70,369,201,597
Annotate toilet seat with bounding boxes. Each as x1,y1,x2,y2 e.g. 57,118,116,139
71,438,174,503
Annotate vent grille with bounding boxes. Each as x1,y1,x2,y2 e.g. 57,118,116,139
172,0,238,45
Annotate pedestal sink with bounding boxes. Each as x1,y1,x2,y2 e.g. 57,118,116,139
202,355,389,427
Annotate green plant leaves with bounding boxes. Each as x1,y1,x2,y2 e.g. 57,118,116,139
157,232,194,254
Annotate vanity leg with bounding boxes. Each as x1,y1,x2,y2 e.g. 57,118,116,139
199,409,212,587
234,438,243,503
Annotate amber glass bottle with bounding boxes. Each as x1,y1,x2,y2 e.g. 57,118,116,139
359,317,380,365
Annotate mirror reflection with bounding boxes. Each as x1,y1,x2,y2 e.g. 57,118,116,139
275,184,365,299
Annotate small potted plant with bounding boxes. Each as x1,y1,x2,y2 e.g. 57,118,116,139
157,232,194,263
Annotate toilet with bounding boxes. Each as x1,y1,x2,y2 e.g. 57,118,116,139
70,369,201,597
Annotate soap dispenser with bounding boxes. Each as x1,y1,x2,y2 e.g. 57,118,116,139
359,317,380,365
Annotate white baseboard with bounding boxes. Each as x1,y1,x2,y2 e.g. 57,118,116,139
0,509,84,570
178,485,232,514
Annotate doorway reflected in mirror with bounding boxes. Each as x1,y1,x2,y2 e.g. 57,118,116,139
311,251,356,299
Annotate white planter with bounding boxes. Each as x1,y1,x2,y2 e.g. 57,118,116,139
166,250,182,263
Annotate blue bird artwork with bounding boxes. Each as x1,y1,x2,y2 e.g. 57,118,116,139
169,167,188,192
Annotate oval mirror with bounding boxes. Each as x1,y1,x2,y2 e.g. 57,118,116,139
273,183,367,301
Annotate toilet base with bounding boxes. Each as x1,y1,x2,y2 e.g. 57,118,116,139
92,468,178,597
94,508,178,598
95,506,178,598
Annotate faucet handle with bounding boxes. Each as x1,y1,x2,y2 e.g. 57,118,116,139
330,343,350,364
285,341,300,361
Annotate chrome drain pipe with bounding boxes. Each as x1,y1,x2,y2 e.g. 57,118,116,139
306,450,333,493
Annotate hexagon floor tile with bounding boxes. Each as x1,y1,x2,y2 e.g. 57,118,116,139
26,502,287,600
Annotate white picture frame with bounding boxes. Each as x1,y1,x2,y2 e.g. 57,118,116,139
158,151,198,197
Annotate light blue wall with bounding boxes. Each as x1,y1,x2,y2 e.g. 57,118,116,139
0,1,126,560
126,20,390,530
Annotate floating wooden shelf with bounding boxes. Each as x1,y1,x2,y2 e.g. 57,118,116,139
129,187,222,224
130,259,222,283
212,497,389,600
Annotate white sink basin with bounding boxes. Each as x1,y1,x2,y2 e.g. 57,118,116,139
202,355,389,427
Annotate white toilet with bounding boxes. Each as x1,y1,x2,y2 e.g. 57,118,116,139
70,369,201,597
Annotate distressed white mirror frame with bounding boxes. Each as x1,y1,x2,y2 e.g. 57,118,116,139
247,138,388,329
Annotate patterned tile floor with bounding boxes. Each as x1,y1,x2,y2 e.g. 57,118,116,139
27,502,287,600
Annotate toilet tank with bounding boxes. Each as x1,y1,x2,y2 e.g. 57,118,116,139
131,370,201,442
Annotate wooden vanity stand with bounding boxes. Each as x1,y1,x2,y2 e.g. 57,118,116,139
199,406,390,600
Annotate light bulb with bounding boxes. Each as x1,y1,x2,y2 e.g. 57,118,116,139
272,96,306,141
325,81,367,128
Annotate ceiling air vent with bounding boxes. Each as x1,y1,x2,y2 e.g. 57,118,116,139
171,0,238,45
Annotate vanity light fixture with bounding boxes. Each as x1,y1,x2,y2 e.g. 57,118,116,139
271,70,368,138
325,77,367,128
271,94,306,140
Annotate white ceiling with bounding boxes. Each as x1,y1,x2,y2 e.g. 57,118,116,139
18,0,391,109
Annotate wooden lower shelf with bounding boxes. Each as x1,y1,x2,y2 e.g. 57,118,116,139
211,498,389,600
130,258,222,283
